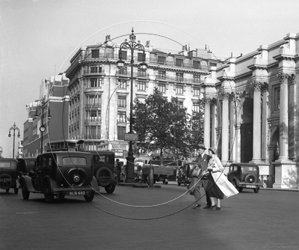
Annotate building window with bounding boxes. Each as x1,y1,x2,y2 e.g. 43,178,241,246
138,68,147,77
176,58,183,67
117,111,127,123
176,85,184,95
273,86,280,111
138,53,145,62
158,83,166,93
87,110,101,121
193,74,201,83
105,48,113,59
117,126,126,140
119,50,127,60
158,56,166,65
86,126,100,139
137,81,146,91
176,73,184,82
194,87,200,96
210,62,217,67
91,50,99,58
118,96,126,108
90,78,101,88
90,66,97,73
178,101,184,108
118,67,128,75
158,70,166,80
193,102,200,113
193,61,201,69
87,95,101,105
118,80,127,89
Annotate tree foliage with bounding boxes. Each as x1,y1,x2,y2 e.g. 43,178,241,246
133,88,204,159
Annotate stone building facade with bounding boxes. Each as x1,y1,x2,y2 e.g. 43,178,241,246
203,33,299,189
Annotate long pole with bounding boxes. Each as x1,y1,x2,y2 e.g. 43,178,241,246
12,130,15,159
41,108,44,154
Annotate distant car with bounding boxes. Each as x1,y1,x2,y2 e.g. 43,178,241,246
19,151,99,202
227,163,263,193
17,157,36,175
0,158,19,194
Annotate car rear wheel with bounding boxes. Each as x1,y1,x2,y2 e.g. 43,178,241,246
84,191,94,202
22,186,30,200
105,184,115,194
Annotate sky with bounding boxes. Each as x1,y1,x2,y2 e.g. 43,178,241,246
0,0,298,157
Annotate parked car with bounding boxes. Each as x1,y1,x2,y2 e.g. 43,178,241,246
0,158,19,194
227,163,263,193
89,151,117,194
19,151,99,202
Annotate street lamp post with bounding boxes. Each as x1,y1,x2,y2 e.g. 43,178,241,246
117,29,147,183
34,97,51,154
8,123,20,159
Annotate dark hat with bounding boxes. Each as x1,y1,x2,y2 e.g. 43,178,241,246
198,144,206,150
208,147,217,154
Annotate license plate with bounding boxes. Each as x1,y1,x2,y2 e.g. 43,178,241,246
69,191,85,195
246,185,256,188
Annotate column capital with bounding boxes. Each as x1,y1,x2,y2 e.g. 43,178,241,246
277,72,294,83
218,91,230,101
202,97,212,104
251,80,263,91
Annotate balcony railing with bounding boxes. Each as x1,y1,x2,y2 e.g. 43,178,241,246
155,75,203,84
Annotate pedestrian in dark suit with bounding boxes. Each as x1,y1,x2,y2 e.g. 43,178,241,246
197,144,212,209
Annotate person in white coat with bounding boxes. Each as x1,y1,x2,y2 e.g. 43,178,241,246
206,147,239,210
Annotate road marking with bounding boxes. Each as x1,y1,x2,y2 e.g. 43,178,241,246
16,211,39,215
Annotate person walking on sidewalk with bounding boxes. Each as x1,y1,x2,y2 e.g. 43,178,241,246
197,144,212,209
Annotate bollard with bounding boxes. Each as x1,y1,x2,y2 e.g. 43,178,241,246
149,164,154,188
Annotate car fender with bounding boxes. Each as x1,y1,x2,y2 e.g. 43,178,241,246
232,177,240,185
42,176,58,193
20,175,35,192
90,176,98,188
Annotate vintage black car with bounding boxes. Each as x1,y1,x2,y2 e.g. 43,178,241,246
89,151,116,194
19,151,99,202
227,163,263,193
0,158,19,194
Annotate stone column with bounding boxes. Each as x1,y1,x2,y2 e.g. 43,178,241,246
204,98,211,149
278,73,289,162
229,94,236,162
261,84,269,162
211,99,217,149
221,93,229,163
251,81,262,162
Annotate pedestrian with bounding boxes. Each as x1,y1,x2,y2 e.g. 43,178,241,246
115,159,122,183
188,163,203,209
206,147,239,210
197,144,212,209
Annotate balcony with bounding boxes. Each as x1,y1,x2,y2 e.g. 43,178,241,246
83,69,105,77
85,104,101,109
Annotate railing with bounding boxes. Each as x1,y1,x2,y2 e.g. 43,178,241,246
155,75,203,84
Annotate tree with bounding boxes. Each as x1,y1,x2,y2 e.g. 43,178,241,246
133,88,192,162
187,98,205,155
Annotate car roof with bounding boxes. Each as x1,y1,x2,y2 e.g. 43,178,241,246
40,151,92,157
229,163,258,167
0,158,18,162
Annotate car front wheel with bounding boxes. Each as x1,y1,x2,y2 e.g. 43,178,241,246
44,185,54,203
84,191,94,202
22,186,30,200
233,180,243,192
105,184,115,194
254,187,260,193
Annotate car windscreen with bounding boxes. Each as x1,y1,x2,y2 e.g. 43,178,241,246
62,157,87,166
0,162,16,169
241,166,257,171
93,155,114,164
